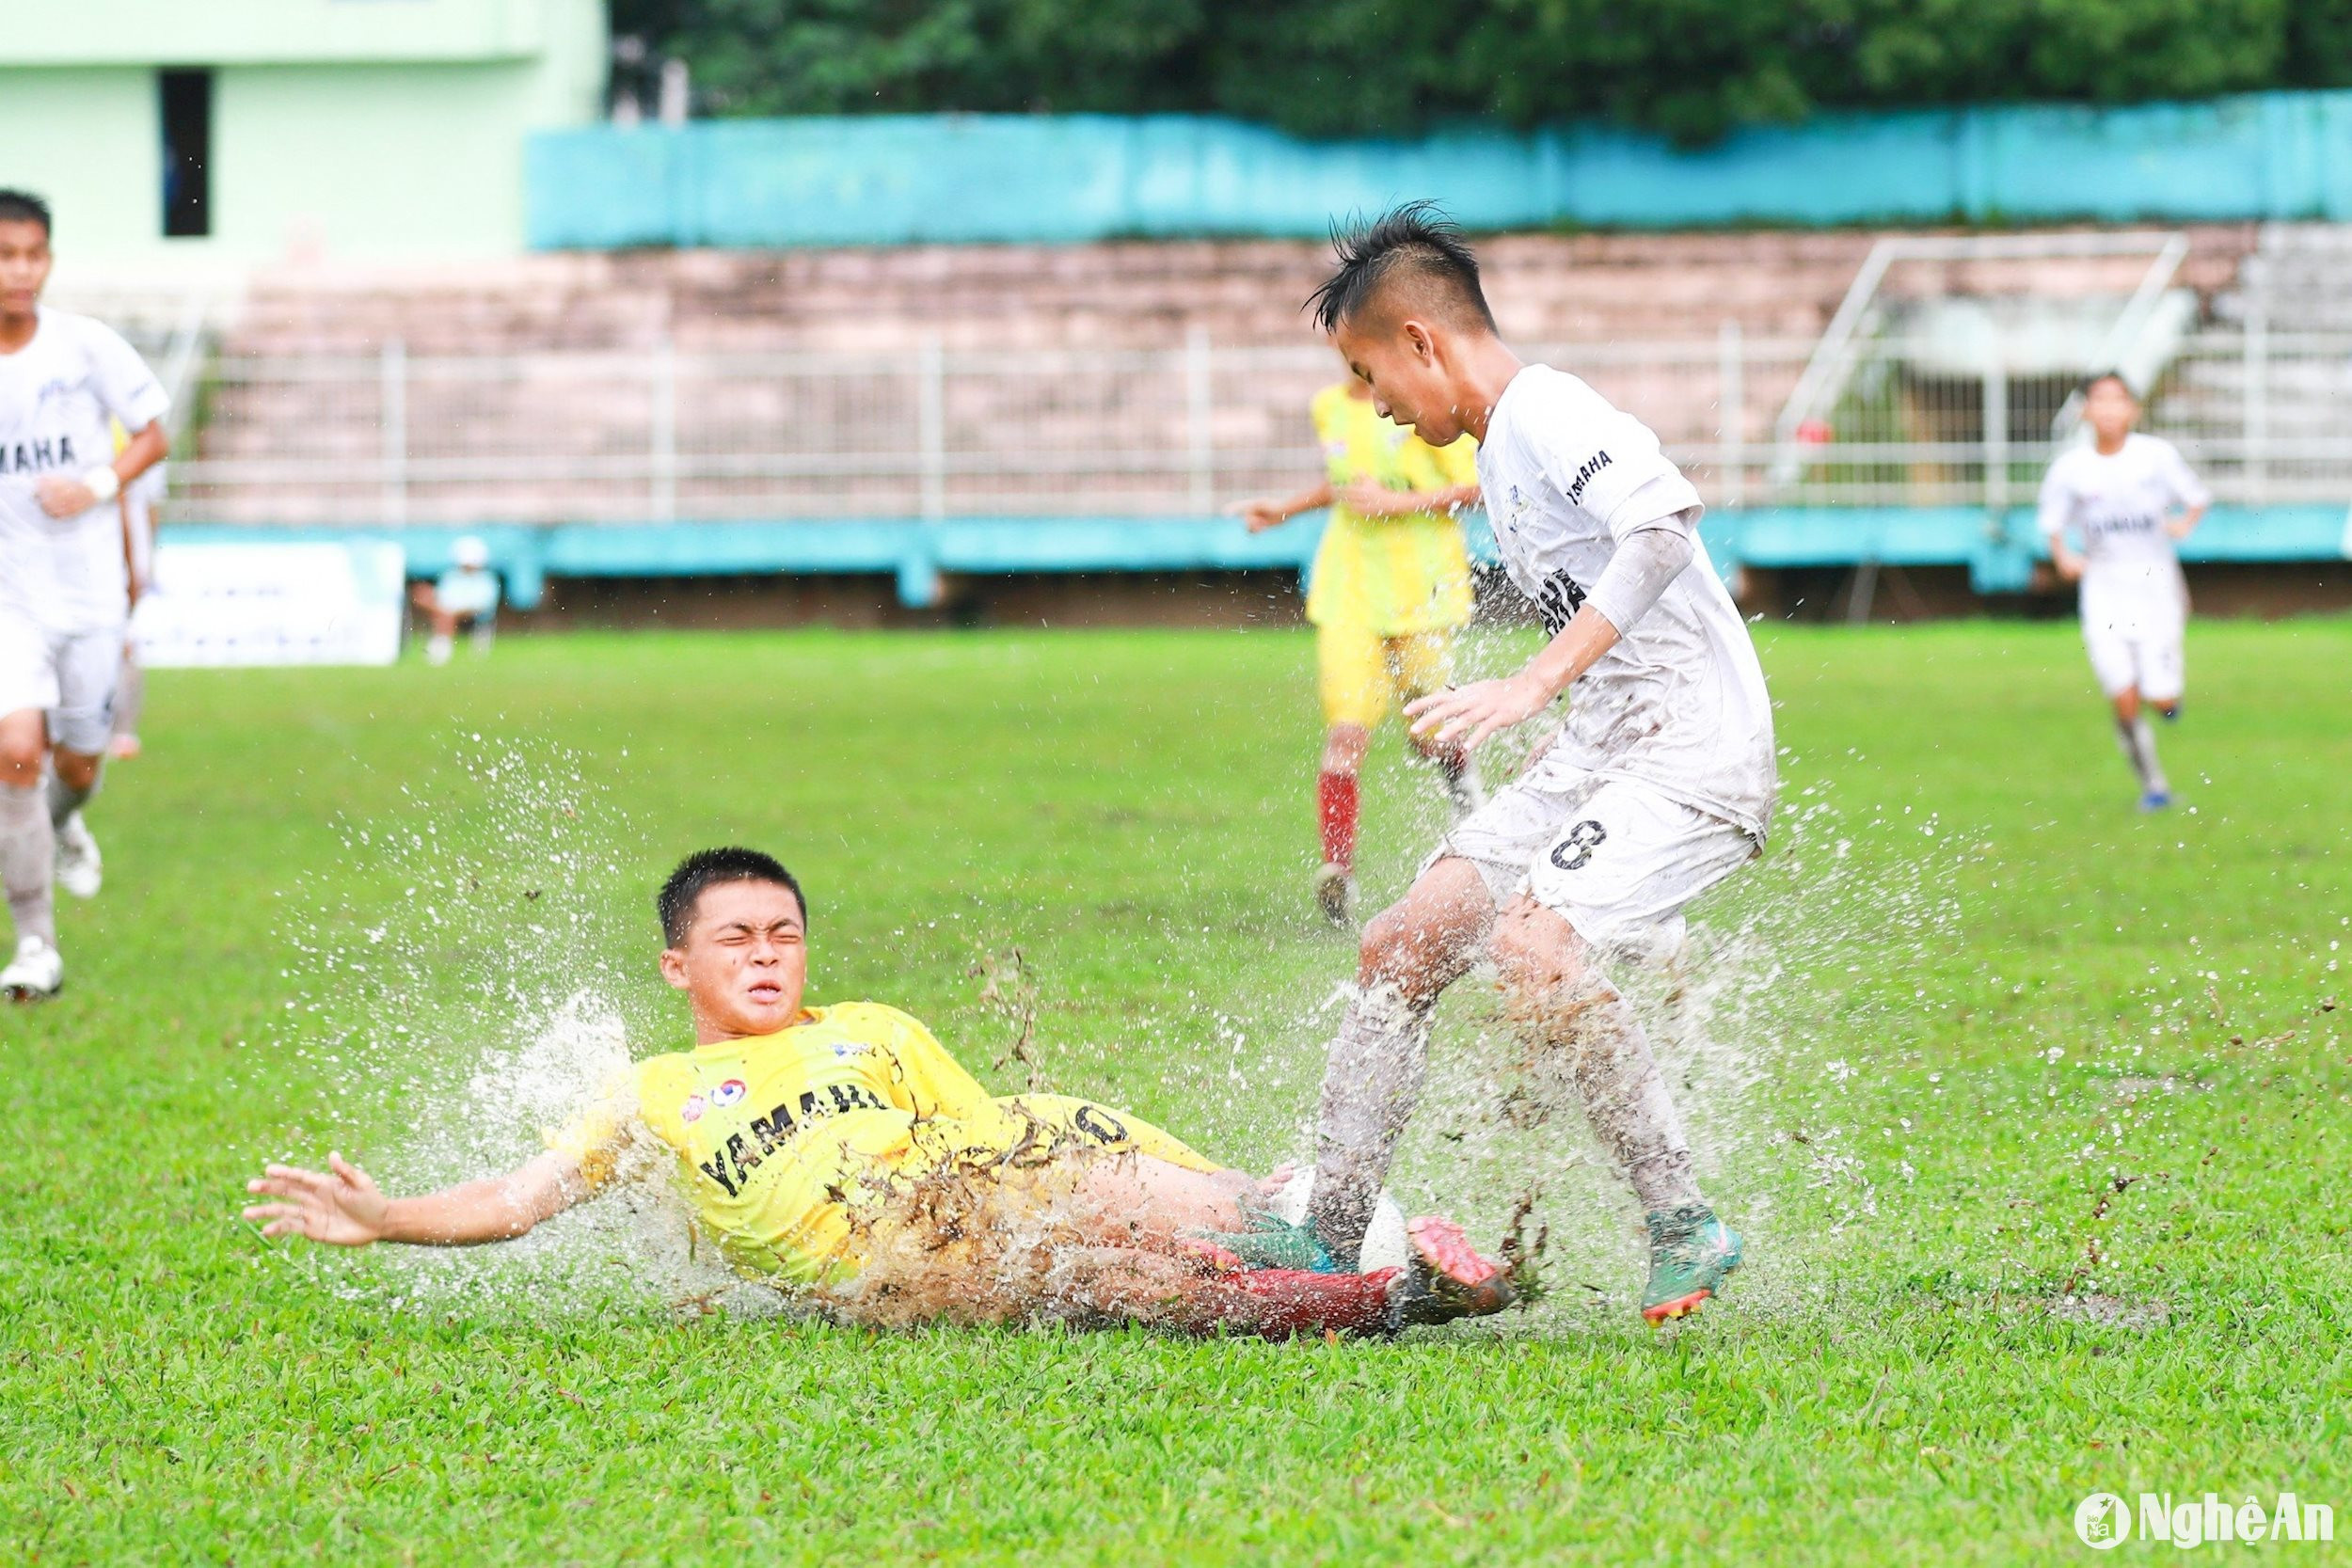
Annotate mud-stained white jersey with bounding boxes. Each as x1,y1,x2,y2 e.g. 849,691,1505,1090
2038,434,2208,635
1476,365,1777,840
0,309,168,634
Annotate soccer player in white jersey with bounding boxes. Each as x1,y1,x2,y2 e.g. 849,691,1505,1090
2037,372,2208,812
1297,205,1776,1323
0,191,169,998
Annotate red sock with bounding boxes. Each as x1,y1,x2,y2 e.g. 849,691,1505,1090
1317,770,1359,871
1205,1266,1400,1339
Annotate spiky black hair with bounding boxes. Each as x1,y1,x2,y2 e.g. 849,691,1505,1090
657,847,807,945
0,189,52,236
1306,200,1496,337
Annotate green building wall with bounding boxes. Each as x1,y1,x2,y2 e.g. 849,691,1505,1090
0,0,605,272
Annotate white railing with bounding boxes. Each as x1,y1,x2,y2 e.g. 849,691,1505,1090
166,326,2352,525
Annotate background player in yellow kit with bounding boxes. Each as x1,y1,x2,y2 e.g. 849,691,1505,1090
1227,370,1483,927
243,847,1514,1338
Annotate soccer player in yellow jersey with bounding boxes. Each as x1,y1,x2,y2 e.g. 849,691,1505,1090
244,847,1515,1338
1228,371,1483,927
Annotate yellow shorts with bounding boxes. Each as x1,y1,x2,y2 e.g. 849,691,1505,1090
767,1094,1219,1285
1316,623,1456,731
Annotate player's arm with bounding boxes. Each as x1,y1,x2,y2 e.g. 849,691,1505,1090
1335,479,1480,517
38,420,167,521
2159,442,2212,540
242,1148,588,1247
1225,481,1332,534
2038,467,2084,582
1408,499,1697,752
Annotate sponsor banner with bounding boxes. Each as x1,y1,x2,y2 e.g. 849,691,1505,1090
135,541,405,668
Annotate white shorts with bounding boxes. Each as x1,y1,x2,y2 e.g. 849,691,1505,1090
1424,745,1760,961
2083,617,2185,703
0,617,123,753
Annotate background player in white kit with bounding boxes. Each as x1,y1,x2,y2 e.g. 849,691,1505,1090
0,191,169,998
1299,205,1776,1323
2038,372,2208,812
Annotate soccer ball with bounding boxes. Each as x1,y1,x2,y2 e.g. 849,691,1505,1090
1269,1165,1410,1274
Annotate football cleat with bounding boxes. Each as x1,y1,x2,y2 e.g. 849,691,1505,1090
1313,863,1355,928
1388,1215,1518,1329
1,935,64,1002
55,813,102,899
1641,1205,1741,1323
2138,789,2173,813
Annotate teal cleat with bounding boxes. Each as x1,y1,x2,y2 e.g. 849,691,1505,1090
1640,1206,1741,1324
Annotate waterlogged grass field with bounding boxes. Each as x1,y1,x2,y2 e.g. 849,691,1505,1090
5,618,2349,1565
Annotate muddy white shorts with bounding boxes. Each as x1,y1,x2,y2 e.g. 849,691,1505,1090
1424,744,1760,960
0,615,122,753
2082,614,2185,703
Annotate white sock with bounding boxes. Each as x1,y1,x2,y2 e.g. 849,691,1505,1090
1,784,56,947
2115,715,2169,796
1308,983,1433,1268
1561,984,1704,1214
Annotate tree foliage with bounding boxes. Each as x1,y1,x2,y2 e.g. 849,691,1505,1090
611,0,2348,143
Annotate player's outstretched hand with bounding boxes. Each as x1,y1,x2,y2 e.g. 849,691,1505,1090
34,475,99,519
1224,498,1288,534
1407,673,1550,752
243,1152,392,1246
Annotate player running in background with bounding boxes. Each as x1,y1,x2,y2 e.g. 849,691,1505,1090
410,535,501,665
246,848,1517,1338
2038,372,2208,812
1226,366,1483,927
0,191,168,999
1297,205,1775,1323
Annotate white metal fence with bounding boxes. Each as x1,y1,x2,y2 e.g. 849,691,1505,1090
168,326,2352,524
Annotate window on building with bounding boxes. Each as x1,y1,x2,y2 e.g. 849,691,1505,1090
160,70,213,239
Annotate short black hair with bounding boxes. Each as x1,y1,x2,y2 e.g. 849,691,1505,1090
1307,201,1497,337
0,190,52,236
2082,369,2137,398
657,847,807,946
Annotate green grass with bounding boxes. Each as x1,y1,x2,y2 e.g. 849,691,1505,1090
5,619,2348,1565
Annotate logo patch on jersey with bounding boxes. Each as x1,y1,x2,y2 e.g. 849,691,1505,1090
679,1094,707,1124
1565,450,1613,506
710,1079,747,1108
0,433,78,477
1533,568,1589,635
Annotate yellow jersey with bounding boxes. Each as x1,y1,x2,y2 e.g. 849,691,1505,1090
1302,383,1478,636
548,1002,997,1287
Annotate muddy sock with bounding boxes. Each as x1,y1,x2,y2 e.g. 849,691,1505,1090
1565,985,1704,1214
1,784,55,946
46,765,97,831
2114,715,2168,795
1307,982,1431,1267
1200,1265,1402,1338
2130,715,2169,797
1317,770,1359,871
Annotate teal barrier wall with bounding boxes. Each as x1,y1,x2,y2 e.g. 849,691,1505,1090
527,92,2352,247
171,507,2352,612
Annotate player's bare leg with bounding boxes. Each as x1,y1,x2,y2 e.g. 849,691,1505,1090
1307,855,1494,1265
0,706,62,998
1315,722,1370,926
107,644,143,760
1488,895,1739,1323
2109,686,2170,810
